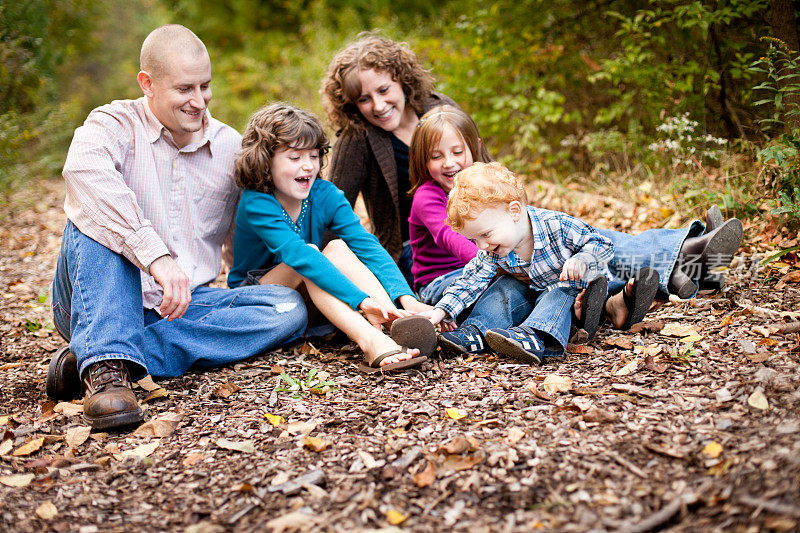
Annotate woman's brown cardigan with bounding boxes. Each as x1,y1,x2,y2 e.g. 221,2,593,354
328,93,458,260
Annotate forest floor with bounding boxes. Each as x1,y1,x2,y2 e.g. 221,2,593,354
0,178,799,533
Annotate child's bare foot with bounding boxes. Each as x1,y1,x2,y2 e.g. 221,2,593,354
361,331,419,367
604,280,632,329
574,289,585,321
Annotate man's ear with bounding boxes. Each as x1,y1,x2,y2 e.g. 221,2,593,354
137,71,154,97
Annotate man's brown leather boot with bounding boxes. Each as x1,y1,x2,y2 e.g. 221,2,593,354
82,360,144,430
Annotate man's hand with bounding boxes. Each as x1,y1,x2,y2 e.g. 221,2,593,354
359,297,409,329
398,294,433,314
560,257,587,282
149,255,191,320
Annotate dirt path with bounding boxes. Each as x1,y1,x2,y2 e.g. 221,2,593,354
0,179,798,532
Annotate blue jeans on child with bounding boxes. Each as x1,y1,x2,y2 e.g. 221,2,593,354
51,221,308,379
418,268,465,305
598,221,704,297
457,276,576,359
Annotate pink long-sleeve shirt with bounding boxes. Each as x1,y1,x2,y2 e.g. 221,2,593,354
408,181,478,290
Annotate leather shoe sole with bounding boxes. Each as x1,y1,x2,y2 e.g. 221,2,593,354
46,346,81,401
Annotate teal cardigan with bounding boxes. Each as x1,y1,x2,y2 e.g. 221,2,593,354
228,179,413,310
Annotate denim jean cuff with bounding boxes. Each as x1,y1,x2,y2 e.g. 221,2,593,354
79,353,148,382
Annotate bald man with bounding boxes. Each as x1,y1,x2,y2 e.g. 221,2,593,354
47,25,308,430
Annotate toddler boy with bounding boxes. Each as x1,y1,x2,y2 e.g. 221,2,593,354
426,162,615,363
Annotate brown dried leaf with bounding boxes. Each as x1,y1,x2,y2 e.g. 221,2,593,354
12,437,45,457
505,427,526,445
286,421,317,435
746,352,770,363
211,381,240,398
133,412,184,438
136,375,160,392
0,440,13,456
122,440,160,459
605,337,633,350
582,407,618,424
53,402,83,416
542,374,573,394
441,452,484,471
216,439,255,454
412,460,436,487
65,426,91,448
270,365,284,375
567,344,593,355
439,436,476,455
182,453,207,467
644,355,668,373
0,473,35,487
35,501,57,520
142,387,169,403
385,510,408,525
302,436,331,452
628,319,665,334
661,323,700,338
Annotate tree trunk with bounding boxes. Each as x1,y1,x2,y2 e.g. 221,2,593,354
769,0,800,130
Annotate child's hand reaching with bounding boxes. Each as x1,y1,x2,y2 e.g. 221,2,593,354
359,297,409,329
398,295,434,314
417,307,449,327
560,257,587,281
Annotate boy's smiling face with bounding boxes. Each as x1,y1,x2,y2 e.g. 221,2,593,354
457,202,531,258
270,146,320,206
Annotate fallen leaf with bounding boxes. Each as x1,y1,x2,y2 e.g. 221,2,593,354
474,368,492,378
681,333,703,343
582,407,618,423
35,501,57,520
445,408,467,420
265,511,320,532
634,344,662,357
542,374,573,394
747,389,769,410
302,436,331,452
707,457,736,476
605,337,633,350
441,453,484,471
439,436,476,455
719,315,734,326
0,416,9,426
12,437,45,457
264,412,285,427
356,449,380,469
0,362,24,370
65,426,91,448
136,375,160,392
216,439,255,454
614,359,640,376
212,382,240,398
0,473,35,487
286,421,317,435
53,402,83,416
506,427,525,445
702,441,723,458
133,412,183,438
412,461,436,487
270,365,284,375
104,443,120,454
299,342,320,356
644,355,668,373
526,381,552,401
752,325,777,337
745,352,770,363
122,440,160,459
142,387,169,403
391,428,407,437
661,323,700,338
385,509,408,525
0,440,12,455
182,453,207,467
566,344,592,355
628,320,665,334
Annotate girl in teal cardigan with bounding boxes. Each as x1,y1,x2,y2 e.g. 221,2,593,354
228,103,432,372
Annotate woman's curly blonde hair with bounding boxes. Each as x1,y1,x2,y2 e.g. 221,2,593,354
235,103,330,194
320,33,435,135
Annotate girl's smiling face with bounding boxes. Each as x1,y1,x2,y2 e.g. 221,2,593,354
270,146,320,207
426,125,474,193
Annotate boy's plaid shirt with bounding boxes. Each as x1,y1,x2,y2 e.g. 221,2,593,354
436,206,614,320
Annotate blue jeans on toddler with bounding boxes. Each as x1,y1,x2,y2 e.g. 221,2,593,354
52,221,308,379
418,268,464,305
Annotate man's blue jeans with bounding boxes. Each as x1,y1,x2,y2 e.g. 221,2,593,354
598,221,704,297
51,222,308,379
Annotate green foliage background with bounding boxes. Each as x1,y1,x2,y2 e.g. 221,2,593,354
1,0,795,203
